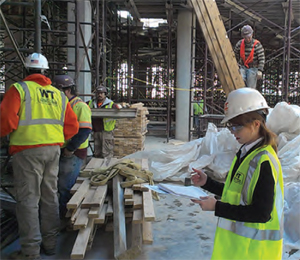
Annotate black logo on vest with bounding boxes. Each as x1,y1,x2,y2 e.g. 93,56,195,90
233,172,244,184
39,88,58,105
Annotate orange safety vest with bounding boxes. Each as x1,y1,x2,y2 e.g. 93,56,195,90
240,39,259,68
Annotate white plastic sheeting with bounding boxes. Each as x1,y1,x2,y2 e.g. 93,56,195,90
126,102,300,254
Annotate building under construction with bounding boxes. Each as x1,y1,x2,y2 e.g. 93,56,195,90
1,0,300,140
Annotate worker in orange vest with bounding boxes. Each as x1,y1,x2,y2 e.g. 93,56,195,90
234,25,265,89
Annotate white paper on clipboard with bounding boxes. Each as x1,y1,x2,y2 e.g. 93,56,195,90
156,183,207,199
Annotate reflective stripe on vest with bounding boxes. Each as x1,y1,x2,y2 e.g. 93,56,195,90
9,81,67,146
68,96,92,149
103,102,116,132
18,81,65,126
217,217,283,241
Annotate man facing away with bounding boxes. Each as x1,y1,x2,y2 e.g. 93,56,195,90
0,53,79,260
234,25,265,89
87,85,120,159
193,93,204,130
52,75,92,219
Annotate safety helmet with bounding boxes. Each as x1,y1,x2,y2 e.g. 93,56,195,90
96,85,107,94
25,53,49,69
52,75,75,89
241,25,253,38
221,88,269,124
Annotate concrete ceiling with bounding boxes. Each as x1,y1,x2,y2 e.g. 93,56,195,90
111,0,299,49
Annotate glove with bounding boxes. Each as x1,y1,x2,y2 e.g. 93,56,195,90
257,70,263,80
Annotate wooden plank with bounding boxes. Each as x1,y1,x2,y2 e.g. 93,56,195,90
106,195,113,216
132,184,141,191
70,218,95,259
70,183,81,194
124,188,134,199
83,185,107,208
142,190,155,222
142,220,153,244
132,209,143,224
70,204,82,224
88,206,100,218
116,223,142,260
113,174,127,259
76,177,87,184
67,179,90,209
125,199,134,206
84,158,105,170
94,203,108,224
90,185,107,205
73,209,89,230
81,188,96,208
190,0,244,95
133,192,143,209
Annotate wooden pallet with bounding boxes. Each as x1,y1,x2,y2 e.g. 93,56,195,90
191,0,245,95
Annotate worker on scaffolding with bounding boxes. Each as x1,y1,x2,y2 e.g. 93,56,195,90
52,75,92,220
234,25,265,89
0,53,79,259
193,92,204,131
87,85,120,158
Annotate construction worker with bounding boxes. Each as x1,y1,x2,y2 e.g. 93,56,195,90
193,93,204,130
52,75,92,219
191,88,283,260
234,25,265,89
87,85,120,158
0,53,79,259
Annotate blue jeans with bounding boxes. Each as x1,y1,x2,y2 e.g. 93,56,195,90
239,66,258,89
58,154,83,218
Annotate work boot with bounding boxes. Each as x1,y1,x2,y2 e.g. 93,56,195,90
41,245,56,256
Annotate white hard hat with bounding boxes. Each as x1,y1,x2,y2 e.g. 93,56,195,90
25,53,49,69
221,88,269,124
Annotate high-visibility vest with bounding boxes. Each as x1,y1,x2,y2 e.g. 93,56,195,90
88,99,116,132
9,81,67,145
64,96,92,149
193,101,204,115
211,145,284,260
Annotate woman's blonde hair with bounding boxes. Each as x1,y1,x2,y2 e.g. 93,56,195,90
230,109,278,153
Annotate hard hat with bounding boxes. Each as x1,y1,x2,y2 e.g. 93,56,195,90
52,75,75,89
25,53,49,69
221,88,269,124
241,25,253,38
96,85,107,94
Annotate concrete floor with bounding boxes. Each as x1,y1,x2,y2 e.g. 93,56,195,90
1,135,217,260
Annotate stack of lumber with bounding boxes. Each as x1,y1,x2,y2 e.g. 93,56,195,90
114,103,149,158
67,157,155,260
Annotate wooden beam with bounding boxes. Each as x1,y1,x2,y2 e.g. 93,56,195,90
190,0,244,95
113,175,127,259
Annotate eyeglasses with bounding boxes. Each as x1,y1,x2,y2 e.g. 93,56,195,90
225,123,244,132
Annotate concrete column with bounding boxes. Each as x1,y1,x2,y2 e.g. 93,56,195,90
175,10,193,141
68,1,92,102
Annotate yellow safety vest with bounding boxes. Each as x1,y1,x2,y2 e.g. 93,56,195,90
88,99,116,132
64,96,92,149
211,145,284,260
9,81,67,145
193,101,204,115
